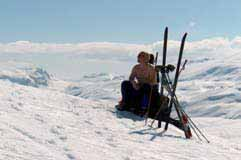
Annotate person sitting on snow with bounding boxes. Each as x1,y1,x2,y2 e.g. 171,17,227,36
116,51,158,115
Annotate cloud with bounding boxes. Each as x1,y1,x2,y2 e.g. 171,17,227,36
0,41,150,54
0,36,241,62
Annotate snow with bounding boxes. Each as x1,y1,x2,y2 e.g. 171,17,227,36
0,40,241,159
0,61,50,87
0,79,241,160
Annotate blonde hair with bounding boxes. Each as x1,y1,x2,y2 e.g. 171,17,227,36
138,51,150,63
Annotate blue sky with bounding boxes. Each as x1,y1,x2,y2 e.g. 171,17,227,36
0,0,241,43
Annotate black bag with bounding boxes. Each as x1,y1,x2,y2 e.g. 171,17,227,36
148,94,169,119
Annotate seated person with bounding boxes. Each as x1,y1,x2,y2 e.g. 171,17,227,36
116,51,158,115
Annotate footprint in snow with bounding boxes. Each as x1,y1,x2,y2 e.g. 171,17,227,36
95,131,102,135
34,114,45,123
11,104,21,111
66,153,76,160
50,125,64,135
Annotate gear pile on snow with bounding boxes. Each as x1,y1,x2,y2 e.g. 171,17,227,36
117,27,209,142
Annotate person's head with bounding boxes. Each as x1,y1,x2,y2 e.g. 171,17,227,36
137,51,150,64
149,54,154,64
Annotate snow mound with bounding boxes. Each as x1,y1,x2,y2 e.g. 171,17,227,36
183,65,241,81
0,62,50,87
65,73,125,100
82,73,125,82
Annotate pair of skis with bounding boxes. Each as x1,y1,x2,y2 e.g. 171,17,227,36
145,27,209,142
163,28,190,136
145,27,188,134
159,27,192,138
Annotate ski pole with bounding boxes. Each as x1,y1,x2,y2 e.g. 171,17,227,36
145,52,159,125
169,90,210,143
178,59,188,76
179,108,210,143
186,116,203,141
164,78,210,142
159,74,195,139
172,100,204,142
165,74,210,142
145,85,154,125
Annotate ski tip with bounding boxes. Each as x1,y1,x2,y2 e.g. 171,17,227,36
164,27,168,40
164,27,168,32
182,33,188,41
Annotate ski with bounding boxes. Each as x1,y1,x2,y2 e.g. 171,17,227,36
164,33,191,138
155,27,168,128
160,27,168,96
163,75,192,138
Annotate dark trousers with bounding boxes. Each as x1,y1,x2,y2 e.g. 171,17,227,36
121,80,158,110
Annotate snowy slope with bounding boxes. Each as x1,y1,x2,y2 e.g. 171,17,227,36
0,80,241,160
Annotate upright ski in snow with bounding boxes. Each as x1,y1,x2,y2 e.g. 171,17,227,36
164,33,192,138
160,27,168,96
